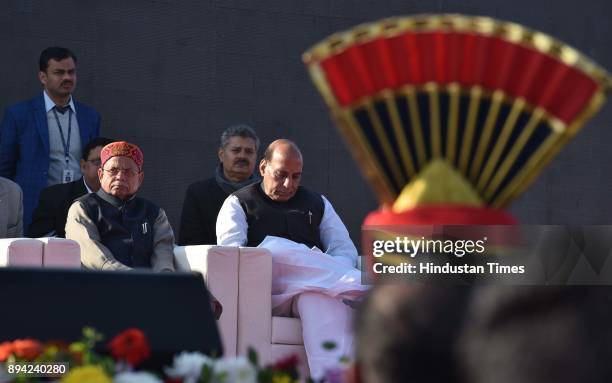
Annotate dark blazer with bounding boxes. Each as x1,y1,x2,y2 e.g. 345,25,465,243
0,93,100,228
179,178,230,245
28,177,88,238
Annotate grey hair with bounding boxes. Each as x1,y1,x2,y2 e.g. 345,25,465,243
220,124,260,150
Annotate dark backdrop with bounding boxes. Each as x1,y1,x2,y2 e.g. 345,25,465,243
2,0,611,250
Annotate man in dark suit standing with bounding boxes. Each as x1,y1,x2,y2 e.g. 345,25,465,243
0,47,101,228
179,124,260,245
28,137,113,237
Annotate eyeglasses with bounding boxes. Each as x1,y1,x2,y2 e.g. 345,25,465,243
86,159,102,167
101,167,140,177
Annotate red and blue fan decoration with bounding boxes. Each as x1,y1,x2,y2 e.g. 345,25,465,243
303,14,611,219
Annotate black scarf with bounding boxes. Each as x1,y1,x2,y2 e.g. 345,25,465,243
214,164,260,194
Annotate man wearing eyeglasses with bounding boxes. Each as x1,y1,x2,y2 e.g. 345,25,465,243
28,137,113,237
65,141,175,272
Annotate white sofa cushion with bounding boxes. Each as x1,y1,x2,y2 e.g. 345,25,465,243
271,316,303,345
38,237,81,268
0,238,43,267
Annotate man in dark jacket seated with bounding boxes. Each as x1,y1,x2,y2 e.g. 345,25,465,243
179,124,260,245
65,141,174,272
28,137,113,237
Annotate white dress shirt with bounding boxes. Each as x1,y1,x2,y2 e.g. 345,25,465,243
216,193,358,267
43,91,82,186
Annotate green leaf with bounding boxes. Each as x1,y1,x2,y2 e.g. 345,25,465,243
69,342,85,353
217,371,229,382
83,326,96,337
199,363,214,383
322,341,337,350
257,369,273,383
247,346,259,367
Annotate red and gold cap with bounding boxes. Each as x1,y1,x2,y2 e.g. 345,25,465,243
100,141,144,168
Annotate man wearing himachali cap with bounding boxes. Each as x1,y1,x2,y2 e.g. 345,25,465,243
65,141,175,272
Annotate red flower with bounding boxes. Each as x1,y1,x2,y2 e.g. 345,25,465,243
0,342,14,362
12,339,42,361
271,353,300,371
107,328,150,367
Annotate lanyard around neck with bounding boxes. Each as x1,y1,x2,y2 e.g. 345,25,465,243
52,107,73,164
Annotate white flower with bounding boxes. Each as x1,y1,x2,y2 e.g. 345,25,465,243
114,371,163,383
213,356,257,383
164,351,213,383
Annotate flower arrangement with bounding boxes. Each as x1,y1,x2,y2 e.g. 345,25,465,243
0,327,156,383
0,328,348,383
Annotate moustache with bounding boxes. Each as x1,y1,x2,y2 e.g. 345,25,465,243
234,159,250,166
61,81,73,86
110,180,129,187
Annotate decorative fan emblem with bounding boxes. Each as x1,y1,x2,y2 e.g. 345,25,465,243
304,14,611,209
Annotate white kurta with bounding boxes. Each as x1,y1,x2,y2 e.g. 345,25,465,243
257,236,366,313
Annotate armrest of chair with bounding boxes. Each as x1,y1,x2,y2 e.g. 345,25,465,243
236,247,273,359
173,245,240,356
0,238,43,267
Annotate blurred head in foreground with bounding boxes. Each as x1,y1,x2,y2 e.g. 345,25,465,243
461,286,612,383
350,284,612,383
350,283,471,383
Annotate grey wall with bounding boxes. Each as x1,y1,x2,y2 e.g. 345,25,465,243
2,0,612,250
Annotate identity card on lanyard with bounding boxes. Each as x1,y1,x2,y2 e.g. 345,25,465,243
52,107,74,183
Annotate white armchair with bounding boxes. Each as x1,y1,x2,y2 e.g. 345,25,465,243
173,245,308,374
